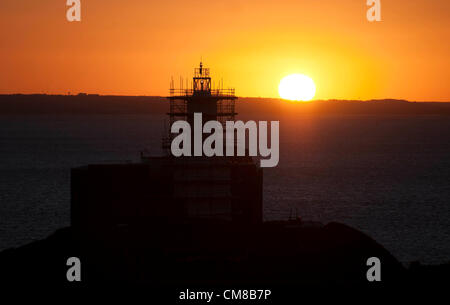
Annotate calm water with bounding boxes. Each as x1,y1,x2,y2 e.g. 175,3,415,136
0,114,449,264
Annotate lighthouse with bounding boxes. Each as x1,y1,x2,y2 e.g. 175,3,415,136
163,62,237,152
72,63,263,242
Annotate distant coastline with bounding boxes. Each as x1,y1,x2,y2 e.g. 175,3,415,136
1,94,450,116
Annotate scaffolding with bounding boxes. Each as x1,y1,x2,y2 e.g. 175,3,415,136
163,62,237,150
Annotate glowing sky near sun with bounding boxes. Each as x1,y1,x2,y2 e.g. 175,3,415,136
0,0,449,101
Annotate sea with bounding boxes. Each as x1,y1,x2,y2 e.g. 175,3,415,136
0,113,449,264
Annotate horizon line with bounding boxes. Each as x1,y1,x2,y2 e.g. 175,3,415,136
1,93,449,103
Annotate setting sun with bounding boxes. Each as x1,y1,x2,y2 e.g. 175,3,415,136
278,74,316,101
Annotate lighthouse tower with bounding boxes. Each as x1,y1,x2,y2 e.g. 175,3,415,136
72,62,263,242
163,62,237,151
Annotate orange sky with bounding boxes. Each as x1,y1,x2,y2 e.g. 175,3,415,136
0,0,449,101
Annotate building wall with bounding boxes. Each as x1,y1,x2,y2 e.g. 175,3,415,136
71,157,262,240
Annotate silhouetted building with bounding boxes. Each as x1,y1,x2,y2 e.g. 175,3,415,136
71,63,263,239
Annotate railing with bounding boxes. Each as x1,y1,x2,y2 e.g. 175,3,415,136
169,88,236,98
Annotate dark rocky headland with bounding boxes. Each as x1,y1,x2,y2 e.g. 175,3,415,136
0,220,448,289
